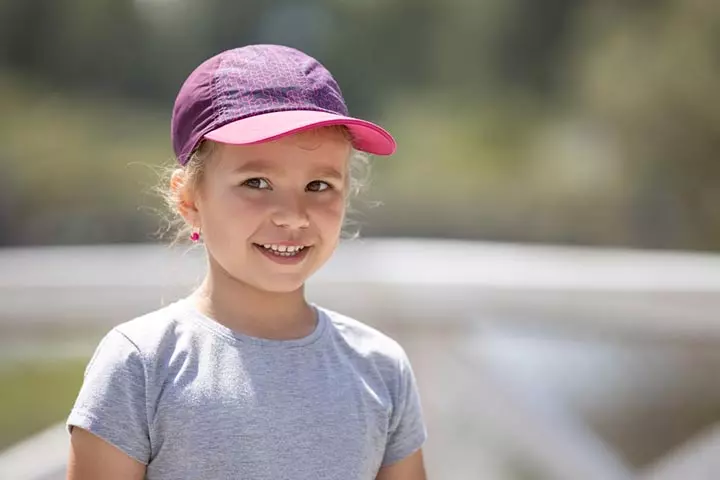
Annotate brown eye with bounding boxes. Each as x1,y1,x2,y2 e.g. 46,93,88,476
307,180,331,192
243,178,270,189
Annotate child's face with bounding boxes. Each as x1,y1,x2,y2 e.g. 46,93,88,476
188,131,350,293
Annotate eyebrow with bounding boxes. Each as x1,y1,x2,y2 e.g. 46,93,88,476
231,160,344,181
313,167,345,181
231,159,278,174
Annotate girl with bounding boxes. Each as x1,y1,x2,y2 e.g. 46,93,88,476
66,44,428,479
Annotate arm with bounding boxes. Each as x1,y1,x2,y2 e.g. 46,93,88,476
68,427,146,480
376,449,427,480
378,345,428,480
66,330,152,478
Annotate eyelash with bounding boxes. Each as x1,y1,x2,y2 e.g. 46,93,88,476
242,178,270,189
241,178,333,192
306,180,332,192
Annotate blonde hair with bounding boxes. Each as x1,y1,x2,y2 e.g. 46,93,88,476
156,125,372,245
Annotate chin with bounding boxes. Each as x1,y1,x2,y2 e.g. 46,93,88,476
244,267,312,293
253,277,307,294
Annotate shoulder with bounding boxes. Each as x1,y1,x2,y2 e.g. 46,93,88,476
318,307,422,422
102,298,203,364
79,298,210,402
318,306,410,370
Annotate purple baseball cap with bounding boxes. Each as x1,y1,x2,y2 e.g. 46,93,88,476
171,44,396,166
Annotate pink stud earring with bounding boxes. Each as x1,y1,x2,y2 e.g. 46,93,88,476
190,229,201,242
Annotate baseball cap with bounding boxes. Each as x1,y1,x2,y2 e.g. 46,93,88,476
171,44,396,166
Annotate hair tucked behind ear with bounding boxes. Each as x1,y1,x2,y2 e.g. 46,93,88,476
155,140,216,246
154,125,373,245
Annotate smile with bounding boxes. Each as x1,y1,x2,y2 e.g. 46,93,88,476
256,244,307,257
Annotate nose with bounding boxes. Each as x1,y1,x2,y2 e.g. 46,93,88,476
270,192,310,230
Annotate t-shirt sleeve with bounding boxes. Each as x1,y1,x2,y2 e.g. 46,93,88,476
66,328,151,465
382,348,428,466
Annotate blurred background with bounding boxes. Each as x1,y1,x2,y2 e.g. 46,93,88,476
1,0,720,478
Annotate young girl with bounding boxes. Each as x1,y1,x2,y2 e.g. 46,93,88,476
66,44,428,479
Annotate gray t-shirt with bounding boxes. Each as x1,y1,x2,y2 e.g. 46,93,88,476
67,298,427,479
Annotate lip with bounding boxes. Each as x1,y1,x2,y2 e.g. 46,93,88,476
253,243,311,265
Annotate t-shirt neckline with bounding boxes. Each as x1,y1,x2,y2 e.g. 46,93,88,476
173,297,329,348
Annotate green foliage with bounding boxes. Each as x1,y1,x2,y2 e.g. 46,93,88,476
566,1,720,249
0,0,718,250
0,358,87,450
0,75,169,244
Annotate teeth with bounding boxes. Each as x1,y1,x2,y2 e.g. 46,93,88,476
260,244,306,256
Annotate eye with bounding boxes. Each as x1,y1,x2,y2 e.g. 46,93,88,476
242,178,270,189
306,180,331,192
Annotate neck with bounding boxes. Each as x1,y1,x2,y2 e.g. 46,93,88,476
190,255,316,341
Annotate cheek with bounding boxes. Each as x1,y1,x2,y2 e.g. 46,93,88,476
202,189,266,233
311,196,346,232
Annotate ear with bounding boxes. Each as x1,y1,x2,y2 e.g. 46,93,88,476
170,169,201,227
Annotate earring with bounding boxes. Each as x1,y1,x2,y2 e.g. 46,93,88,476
190,228,201,242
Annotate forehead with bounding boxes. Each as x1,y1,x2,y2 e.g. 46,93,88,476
210,130,351,175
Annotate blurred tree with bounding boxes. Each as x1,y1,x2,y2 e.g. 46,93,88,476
0,0,58,69
0,0,586,113
568,0,720,249
1,0,719,249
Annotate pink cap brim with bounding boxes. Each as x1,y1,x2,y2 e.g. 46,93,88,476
203,110,396,155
